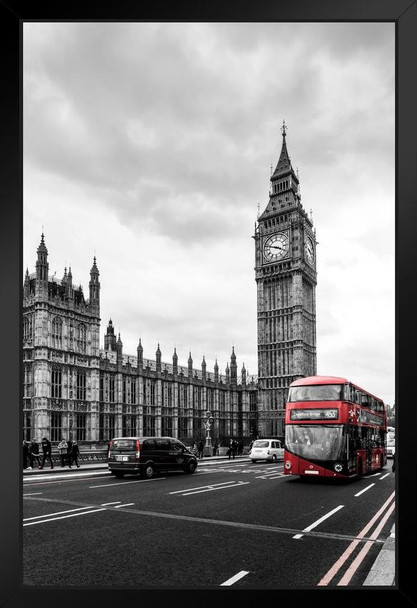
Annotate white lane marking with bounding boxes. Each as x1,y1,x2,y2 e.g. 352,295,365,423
379,472,391,480
24,508,106,526
354,483,375,497
114,503,135,508
90,477,165,489
23,492,43,496
220,570,250,586
24,505,97,521
293,505,345,539
182,481,250,496
100,501,121,506
24,471,110,482
169,480,237,495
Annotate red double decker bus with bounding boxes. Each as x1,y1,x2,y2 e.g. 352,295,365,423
284,375,387,479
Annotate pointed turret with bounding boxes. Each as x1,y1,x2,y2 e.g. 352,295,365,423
259,120,300,220
241,363,247,386
156,343,162,372
230,347,237,385
24,268,30,297
137,338,143,372
201,356,206,381
214,359,219,383
35,234,49,295
89,256,100,312
188,352,193,377
104,319,117,351
172,348,178,375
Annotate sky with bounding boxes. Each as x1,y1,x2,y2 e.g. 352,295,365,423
23,22,395,406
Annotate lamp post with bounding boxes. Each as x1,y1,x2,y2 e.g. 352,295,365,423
204,410,213,451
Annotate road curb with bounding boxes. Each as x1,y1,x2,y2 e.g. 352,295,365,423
363,524,395,586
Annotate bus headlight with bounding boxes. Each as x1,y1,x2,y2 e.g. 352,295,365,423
334,463,343,473
285,461,291,470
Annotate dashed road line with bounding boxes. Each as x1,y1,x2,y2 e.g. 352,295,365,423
220,570,250,586
293,505,345,539
354,484,375,497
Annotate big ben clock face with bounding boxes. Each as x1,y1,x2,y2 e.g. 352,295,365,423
263,232,289,262
304,235,315,264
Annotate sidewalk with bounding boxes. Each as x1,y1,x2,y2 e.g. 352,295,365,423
23,455,395,586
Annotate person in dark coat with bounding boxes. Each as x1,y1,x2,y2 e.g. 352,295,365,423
197,440,204,459
71,441,80,468
23,440,30,469
39,437,54,470
67,438,73,468
391,452,395,473
29,438,41,468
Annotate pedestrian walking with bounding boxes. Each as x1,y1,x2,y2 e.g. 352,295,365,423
29,438,41,468
197,440,204,459
23,440,30,469
71,441,81,468
228,439,234,459
67,438,73,468
232,439,238,459
39,437,54,470
57,438,68,467
212,441,218,456
238,440,243,456
391,452,395,473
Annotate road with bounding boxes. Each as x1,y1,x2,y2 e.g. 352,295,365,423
23,457,395,588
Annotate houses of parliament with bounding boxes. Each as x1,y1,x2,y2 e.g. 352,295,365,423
22,125,317,447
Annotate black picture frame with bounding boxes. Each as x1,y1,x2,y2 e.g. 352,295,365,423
1,1,415,606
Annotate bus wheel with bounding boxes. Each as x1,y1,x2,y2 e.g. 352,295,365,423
357,459,363,477
114,471,125,479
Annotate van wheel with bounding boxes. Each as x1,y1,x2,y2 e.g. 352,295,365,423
186,460,197,474
114,472,125,479
252,459,257,463
272,455,277,462
142,463,155,479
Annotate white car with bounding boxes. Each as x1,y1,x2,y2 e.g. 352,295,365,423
386,441,395,458
250,439,284,463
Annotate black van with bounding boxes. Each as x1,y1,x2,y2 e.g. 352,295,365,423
108,436,198,479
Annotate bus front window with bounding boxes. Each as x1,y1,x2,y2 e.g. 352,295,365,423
288,384,343,402
285,425,345,461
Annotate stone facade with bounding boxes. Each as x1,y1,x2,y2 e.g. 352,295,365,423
22,236,258,447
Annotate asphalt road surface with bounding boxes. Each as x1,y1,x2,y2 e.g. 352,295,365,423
23,458,395,588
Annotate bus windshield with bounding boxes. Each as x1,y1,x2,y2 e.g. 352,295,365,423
288,384,343,402
285,424,345,461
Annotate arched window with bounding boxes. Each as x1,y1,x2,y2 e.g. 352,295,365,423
23,315,33,343
51,366,62,398
77,323,87,353
51,317,63,349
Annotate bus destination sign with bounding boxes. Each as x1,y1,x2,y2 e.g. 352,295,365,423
290,408,339,421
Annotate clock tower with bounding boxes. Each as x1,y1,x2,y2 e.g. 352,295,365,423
254,121,317,437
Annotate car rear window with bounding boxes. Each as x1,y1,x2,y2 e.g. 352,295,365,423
253,440,269,448
111,439,137,452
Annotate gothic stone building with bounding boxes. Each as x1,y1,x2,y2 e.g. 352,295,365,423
23,124,316,446
23,236,258,446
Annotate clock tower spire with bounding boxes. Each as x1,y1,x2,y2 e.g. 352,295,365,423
254,121,317,437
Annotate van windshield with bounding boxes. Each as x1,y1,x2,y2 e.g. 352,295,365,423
111,439,137,452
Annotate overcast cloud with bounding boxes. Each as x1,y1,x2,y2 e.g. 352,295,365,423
23,22,395,405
